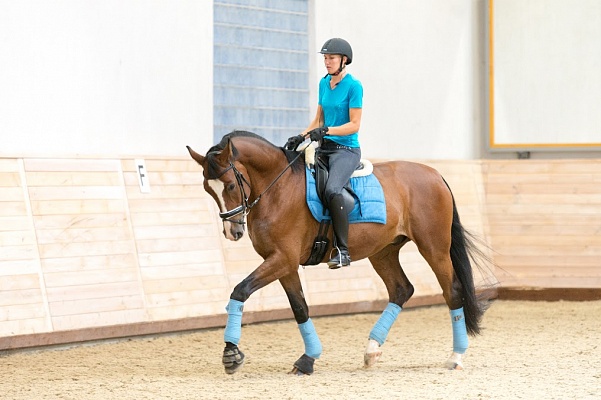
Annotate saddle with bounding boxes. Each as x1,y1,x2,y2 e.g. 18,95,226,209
305,143,373,208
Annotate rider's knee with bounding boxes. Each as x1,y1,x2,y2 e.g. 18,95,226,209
325,189,343,205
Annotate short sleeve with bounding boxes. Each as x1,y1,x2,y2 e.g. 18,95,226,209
349,80,363,108
318,77,328,106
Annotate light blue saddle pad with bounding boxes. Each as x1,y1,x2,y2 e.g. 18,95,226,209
305,167,386,224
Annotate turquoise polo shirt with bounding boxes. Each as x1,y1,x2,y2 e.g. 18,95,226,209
318,73,363,148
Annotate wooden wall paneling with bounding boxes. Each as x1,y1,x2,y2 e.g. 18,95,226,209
45,281,142,303
0,172,20,187
35,226,133,244
301,259,385,307
26,171,122,186
30,199,127,215
43,267,140,288
129,209,215,227
142,274,228,296
49,294,145,317
51,309,148,332
135,236,220,254
144,286,228,309
0,159,50,336
123,158,231,320
0,273,48,335
3,156,601,347
24,158,146,330
147,301,227,321
0,317,49,336
483,160,601,288
0,256,41,305
23,159,122,172
41,254,138,273
132,224,219,240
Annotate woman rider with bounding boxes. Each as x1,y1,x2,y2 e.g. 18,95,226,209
285,37,363,269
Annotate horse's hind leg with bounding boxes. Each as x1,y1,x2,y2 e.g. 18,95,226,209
413,230,469,370
279,272,322,375
365,242,413,367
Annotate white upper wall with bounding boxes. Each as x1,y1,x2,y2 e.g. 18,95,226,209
313,0,482,159
0,1,213,157
1,0,484,159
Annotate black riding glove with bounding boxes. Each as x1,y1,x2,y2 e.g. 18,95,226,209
308,127,329,142
284,135,304,151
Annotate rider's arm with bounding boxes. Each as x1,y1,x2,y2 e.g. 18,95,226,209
302,106,362,138
325,108,362,136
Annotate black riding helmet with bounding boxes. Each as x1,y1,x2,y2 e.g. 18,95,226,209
319,38,352,76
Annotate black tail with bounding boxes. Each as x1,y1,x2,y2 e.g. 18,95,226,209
444,179,495,336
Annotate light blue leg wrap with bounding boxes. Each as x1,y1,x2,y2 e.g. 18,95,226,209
298,318,323,359
224,299,244,345
369,303,402,346
450,307,468,354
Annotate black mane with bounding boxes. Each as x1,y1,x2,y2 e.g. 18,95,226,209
206,130,304,174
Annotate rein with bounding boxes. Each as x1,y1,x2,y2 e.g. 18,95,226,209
218,148,306,225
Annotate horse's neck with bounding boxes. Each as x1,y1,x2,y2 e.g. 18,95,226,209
236,143,290,191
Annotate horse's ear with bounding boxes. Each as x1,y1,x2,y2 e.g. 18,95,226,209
219,138,237,163
186,146,205,165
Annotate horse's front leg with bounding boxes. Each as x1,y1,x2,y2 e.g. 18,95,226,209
221,256,292,374
279,272,323,375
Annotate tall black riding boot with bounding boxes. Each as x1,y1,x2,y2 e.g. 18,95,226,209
327,193,351,269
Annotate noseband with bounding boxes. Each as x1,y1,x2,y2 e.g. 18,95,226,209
215,149,305,225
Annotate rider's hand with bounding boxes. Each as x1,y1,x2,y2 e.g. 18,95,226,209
284,135,304,151
308,127,329,142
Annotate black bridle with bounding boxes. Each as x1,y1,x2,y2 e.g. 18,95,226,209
215,148,306,226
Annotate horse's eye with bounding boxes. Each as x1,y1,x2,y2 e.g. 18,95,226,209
227,183,236,191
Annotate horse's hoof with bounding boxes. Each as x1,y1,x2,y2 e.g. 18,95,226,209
444,352,464,370
223,345,245,374
364,339,382,368
288,366,305,376
289,354,315,375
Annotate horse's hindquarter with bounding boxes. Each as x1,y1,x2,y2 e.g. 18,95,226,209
372,160,454,240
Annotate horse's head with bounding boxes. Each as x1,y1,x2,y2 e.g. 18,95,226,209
187,140,247,241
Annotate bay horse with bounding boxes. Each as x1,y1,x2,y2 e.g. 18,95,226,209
187,130,492,375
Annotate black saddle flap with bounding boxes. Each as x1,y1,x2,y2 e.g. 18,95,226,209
315,155,329,206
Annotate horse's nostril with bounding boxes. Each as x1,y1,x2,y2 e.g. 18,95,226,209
235,231,243,240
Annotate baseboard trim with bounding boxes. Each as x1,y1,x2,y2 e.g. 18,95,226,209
497,287,601,301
